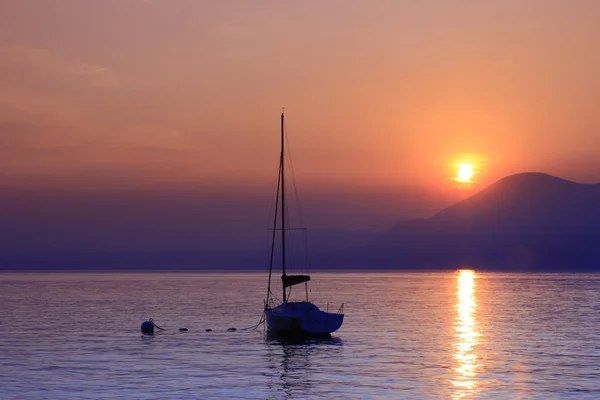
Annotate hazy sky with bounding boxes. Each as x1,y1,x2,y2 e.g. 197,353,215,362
1,1,600,242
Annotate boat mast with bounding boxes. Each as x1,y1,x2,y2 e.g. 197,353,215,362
281,111,287,303
265,158,281,309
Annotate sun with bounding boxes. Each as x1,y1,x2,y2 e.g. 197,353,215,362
457,163,474,182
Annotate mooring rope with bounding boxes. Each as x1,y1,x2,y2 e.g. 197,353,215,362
143,311,266,334
240,311,266,331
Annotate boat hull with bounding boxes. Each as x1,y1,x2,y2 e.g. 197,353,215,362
265,302,344,337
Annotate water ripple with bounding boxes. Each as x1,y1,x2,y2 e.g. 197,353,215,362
2,272,600,399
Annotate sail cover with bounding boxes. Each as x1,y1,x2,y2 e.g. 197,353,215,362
282,274,310,288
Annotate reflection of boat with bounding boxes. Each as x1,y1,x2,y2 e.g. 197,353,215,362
265,332,343,398
266,330,344,346
264,112,344,337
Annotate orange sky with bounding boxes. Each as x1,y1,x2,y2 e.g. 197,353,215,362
1,0,600,199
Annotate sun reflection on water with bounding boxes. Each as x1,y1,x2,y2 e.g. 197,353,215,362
451,269,481,399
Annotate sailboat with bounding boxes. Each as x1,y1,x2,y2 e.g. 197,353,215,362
264,112,344,337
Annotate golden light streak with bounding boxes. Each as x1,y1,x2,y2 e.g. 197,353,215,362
451,269,481,399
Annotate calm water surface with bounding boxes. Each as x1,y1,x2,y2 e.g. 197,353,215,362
1,271,600,399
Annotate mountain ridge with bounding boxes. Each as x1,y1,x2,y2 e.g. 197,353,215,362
2,172,600,271
335,172,600,271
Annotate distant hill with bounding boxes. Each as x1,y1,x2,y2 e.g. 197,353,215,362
3,172,600,272
333,173,600,271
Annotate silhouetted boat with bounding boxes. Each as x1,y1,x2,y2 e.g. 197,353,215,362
264,111,344,337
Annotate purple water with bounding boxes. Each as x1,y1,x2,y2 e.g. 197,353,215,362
1,271,600,399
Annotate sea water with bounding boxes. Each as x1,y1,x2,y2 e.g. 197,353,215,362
1,271,600,399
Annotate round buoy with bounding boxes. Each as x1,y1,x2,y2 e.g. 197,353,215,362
227,328,237,332
141,321,154,334
179,328,188,332
205,329,212,332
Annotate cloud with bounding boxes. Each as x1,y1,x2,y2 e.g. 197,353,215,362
208,23,258,61
0,43,120,144
213,23,248,39
108,125,192,152
0,44,210,182
0,43,118,88
0,117,222,189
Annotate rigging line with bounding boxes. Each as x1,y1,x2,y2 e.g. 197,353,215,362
281,112,286,303
284,144,307,224
269,290,281,305
265,159,280,231
264,161,281,259
266,159,282,307
304,227,311,273
284,126,306,228
285,142,307,225
283,199,291,270
265,159,283,231
284,122,310,275
282,117,293,276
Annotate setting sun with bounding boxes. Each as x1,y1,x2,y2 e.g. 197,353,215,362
457,164,474,183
